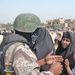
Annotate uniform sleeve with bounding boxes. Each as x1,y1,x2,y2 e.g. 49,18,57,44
13,44,53,75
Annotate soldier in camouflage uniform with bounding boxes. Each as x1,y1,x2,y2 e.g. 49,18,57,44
4,13,63,75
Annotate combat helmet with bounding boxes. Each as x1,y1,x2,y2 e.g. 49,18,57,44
13,13,42,32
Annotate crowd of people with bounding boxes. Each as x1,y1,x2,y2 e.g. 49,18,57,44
0,13,75,75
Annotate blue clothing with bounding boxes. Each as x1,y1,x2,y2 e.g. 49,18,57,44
72,66,75,75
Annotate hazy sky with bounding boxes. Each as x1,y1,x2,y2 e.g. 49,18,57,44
0,0,75,23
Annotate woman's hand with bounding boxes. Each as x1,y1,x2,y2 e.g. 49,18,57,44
65,59,70,68
45,51,63,64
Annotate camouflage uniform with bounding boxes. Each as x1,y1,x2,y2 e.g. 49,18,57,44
13,43,53,75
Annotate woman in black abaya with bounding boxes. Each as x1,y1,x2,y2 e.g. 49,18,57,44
56,31,75,75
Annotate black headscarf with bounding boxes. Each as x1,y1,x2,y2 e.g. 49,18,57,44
33,28,55,58
56,31,75,75
32,28,55,71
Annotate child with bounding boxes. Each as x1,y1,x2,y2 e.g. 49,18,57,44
65,53,75,75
